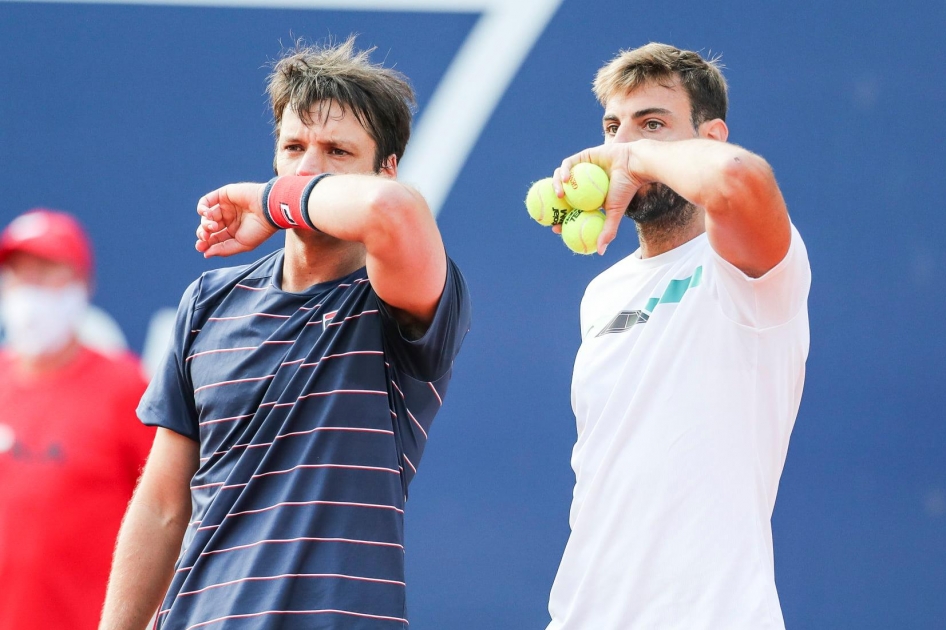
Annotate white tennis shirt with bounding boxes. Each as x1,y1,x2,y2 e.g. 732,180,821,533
547,226,810,630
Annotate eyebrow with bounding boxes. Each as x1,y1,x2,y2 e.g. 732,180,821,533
278,134,360,152
321,138,361,153
632,107,673,119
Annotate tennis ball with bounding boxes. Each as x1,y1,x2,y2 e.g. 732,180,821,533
562,163,609,211
525,178,573,226
561,209,606,255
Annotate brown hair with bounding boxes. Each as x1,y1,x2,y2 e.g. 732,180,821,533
267,36,416,172
593,43,728,128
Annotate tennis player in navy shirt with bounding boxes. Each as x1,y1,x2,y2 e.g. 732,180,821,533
100,37,471,630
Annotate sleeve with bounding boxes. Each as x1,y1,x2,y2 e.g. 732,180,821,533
376,256,472,382
136,278,202,442
710,223,811,329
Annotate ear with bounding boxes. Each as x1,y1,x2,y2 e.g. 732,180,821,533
379,154,398,179
699,118,729,142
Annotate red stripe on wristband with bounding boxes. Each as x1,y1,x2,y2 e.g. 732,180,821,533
265,175,316,230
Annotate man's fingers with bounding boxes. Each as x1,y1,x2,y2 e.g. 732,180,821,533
194,184,269,258
552,168,565,198
199,217,218,235
204,238,247,259
195,213,223,250
597,209,623,256
198,191,221,212
205,228,234,247
559,158,575,185
547,144,627,253
597,175,635,256
559,148,598,185
199,204,222,221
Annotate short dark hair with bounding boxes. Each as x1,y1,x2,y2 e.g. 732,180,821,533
593,42,728,128
267,36,416,172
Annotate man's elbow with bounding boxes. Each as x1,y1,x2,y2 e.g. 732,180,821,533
717,148,775,199
364,181,435,250
705,149,780,218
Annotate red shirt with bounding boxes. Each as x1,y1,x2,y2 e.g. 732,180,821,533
0,346,154,630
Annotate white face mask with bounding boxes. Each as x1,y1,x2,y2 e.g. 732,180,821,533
0,283,88,358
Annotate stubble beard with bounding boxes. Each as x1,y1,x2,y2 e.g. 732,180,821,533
625,183,698,241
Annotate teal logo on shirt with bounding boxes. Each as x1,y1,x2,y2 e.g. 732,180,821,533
592,266,703,338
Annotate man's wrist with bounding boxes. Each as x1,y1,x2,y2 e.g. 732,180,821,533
261,174,334,231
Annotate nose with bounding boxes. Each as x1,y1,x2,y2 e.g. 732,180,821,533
295,148,326,177
612,125,637,144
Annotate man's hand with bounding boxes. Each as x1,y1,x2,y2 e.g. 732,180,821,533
551,143,650,255
195,182,276,258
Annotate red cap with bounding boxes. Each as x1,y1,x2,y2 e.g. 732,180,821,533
0,209,94,279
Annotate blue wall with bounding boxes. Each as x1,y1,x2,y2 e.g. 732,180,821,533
2,1,944,628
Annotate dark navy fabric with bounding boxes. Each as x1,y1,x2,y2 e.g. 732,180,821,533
138,249,471,629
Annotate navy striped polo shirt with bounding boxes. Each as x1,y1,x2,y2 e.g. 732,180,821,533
138,249,471,629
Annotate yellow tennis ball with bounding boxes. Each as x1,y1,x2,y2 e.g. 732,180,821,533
562,163,609,211
561,209,606,255
525,178,573,226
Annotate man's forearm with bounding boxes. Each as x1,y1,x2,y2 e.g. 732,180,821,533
99,496,188,630
302,174,447,323
629,138,775,214
629,137,789,275
301,174,432,249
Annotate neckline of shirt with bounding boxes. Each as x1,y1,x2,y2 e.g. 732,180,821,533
626,231,708,270
266,250,368,297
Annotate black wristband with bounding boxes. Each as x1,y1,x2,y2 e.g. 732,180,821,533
260,177,280,229
299,173,334,232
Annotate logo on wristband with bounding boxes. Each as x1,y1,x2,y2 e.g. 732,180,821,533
279,203,298,226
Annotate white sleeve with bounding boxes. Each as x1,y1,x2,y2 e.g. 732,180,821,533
578,288,591,341
709,223,811,329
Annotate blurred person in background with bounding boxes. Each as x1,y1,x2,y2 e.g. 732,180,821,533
0,209,155,630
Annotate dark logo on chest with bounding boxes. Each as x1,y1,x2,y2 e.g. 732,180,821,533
595,310,650,337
